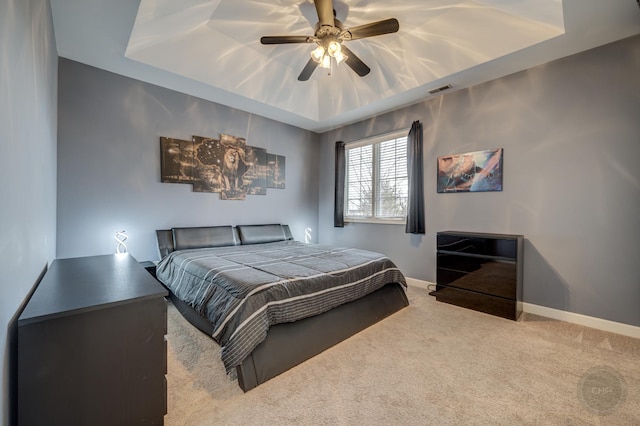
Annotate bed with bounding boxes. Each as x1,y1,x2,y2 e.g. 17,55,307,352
155,224,409,391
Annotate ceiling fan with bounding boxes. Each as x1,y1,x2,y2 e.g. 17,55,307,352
260,0,399,81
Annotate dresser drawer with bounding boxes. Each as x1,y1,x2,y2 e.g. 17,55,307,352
437,254,517,299
435,285,520,320
437,234,517,259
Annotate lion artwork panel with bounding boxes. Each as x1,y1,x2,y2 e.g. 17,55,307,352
219,134,248,200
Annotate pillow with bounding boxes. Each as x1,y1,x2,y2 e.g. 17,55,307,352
171,226,238,250
236,224,291,245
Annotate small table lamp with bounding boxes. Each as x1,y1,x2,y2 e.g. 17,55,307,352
115,230,128,254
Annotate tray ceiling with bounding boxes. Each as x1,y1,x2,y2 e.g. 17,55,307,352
51,0,640,132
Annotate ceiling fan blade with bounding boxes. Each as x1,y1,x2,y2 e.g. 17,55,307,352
261,36,314,45
314,0,335,26
343,18,399,41
340,45,370,77
298,58,319,81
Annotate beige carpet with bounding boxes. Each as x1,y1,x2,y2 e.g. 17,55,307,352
165,286,640,425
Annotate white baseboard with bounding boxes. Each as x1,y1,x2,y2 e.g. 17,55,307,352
405,277,434,290
405,277,640,339
522,302,640,339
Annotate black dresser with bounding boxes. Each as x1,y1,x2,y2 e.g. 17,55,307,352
435,231,524,320
18,254,168,425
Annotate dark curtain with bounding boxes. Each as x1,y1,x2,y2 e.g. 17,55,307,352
405,121,425,234
334,141,346,227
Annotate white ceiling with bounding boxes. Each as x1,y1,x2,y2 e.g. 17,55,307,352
50,0,640,133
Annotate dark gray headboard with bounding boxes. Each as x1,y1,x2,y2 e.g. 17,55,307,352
156,224,293,259
173,226,239,250
236,224,293,245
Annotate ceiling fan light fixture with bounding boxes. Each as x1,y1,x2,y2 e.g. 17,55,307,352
311,45,325,63
333,50,347,65
327,40,341,55
320,54,331,69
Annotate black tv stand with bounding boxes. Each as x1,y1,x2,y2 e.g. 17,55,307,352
435,231,524,320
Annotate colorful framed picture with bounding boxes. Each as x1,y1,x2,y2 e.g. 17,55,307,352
437,148,503,193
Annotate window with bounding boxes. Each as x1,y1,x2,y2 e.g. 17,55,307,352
345,130,408,222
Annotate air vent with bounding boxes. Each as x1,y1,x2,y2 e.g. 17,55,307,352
428,84,452,95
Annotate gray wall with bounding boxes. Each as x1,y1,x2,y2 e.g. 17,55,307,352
57,59,320,262
318,35,640,327
0,0,58,423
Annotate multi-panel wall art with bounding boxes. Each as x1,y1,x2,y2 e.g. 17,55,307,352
160,134,285,200
437,148,503,193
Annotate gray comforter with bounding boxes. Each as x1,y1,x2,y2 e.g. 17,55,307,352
156,240,406,372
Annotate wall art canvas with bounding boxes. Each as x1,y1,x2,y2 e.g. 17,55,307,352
267,154,286,189
192,136,224,193
218,134,247,200
160,137,194,183
244,146,267,195
159,133,283,200
437,148,503,193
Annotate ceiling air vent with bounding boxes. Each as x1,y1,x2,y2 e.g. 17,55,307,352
428,84,452,95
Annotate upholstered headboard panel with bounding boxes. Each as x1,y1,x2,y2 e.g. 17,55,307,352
156,226,239,258
236,224,293,245
172,226,239,251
